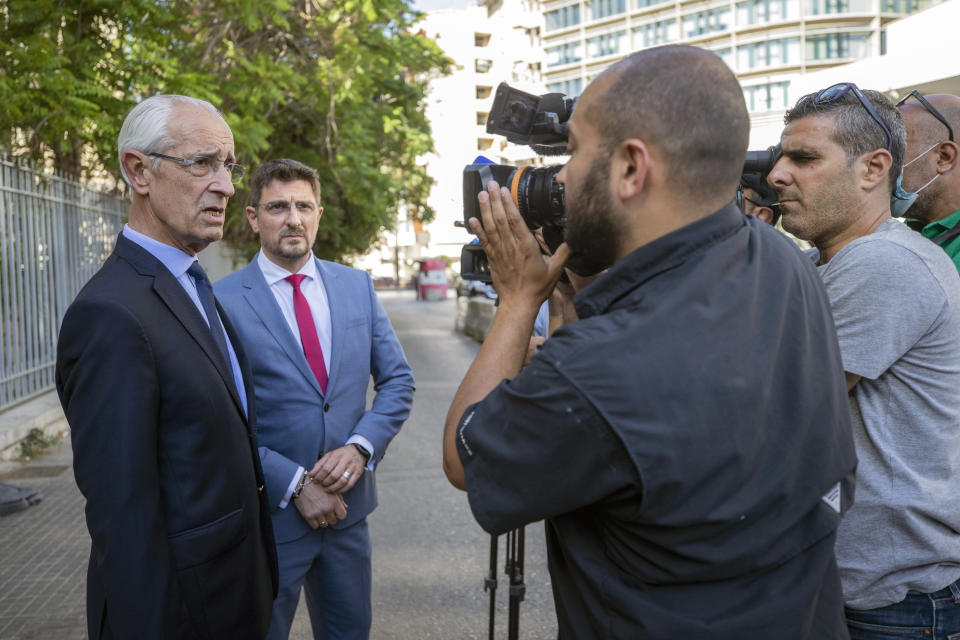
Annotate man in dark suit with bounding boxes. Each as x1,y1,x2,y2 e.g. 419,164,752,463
215,159,414,640
56,95,278,640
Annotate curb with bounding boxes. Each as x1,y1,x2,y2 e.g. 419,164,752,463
0,390,68,473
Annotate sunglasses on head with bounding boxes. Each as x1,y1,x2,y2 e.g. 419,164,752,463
896,90,955,143
814,83,892,153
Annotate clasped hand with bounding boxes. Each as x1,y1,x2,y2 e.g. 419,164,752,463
294,481,347,530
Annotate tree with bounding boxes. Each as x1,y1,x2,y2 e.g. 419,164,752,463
0,0,210,182
186,0,451,260
0,0,452,261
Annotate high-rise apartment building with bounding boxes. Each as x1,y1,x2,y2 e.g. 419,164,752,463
541,0,937,140
416,0,546,264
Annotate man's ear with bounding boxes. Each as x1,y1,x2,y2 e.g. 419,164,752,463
246,206,260,234
121,150,152,196
937,140,958,172
860,148,893,191
754,207,775,225
616,138,650,202
317,205,324,222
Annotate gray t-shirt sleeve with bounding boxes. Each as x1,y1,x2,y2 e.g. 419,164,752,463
821,239,947,380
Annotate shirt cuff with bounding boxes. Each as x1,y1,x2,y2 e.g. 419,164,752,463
347,434,376,471
278,466,305,509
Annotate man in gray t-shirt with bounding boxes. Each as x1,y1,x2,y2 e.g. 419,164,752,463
769,84,960,637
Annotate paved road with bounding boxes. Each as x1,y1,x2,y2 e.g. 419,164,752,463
0,289,558,639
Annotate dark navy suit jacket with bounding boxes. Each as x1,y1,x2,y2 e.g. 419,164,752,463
56,233,278,640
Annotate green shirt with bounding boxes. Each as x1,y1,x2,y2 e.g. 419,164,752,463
906,208,960,275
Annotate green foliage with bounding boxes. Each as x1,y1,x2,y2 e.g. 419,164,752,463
18,427,59,460
0,0,452,261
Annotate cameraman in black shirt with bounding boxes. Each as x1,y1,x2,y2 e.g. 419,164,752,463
443,44,856,639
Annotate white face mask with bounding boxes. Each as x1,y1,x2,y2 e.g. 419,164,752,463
890,142,941,218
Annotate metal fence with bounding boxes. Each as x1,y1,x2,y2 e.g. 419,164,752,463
0,155,126,411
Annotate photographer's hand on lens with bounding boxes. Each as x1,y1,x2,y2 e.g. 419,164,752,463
469,181,571,308
293,480,348,530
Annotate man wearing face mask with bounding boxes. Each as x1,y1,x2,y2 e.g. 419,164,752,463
895,92,960,272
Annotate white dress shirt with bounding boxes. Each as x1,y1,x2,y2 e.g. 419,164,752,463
257,251,332,375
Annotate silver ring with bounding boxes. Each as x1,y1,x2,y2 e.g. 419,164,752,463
342,471,351,479
319,521,328,527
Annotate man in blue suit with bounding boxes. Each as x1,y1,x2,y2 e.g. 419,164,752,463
216,159,415,640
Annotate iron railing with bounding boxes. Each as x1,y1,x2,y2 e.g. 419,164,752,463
0,155,126,411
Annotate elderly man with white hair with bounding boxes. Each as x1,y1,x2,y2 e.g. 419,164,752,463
56,95,278,640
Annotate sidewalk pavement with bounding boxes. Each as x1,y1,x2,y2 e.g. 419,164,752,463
0,438,305,640
0,437,88,640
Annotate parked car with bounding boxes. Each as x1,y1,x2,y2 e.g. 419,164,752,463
456,278,497,300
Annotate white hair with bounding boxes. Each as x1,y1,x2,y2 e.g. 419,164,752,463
117,94,222,185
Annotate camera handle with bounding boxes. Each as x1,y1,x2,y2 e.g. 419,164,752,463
486,527,527,640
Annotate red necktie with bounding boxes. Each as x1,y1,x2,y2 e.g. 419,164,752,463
285,274,328,393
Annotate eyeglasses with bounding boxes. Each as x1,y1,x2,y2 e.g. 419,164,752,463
814,83,892,153
148,152,246,184
896,90,954,142
259,201,319,215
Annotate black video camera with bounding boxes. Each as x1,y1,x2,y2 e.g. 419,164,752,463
461,82,786,282
738,143,783,223
461,83,608,282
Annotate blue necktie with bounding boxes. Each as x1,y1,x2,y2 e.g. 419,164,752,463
186,262,231,371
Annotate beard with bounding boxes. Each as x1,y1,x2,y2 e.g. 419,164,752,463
777,166,859,246
564,154,622,272
269,232,311,261
906,179,943,225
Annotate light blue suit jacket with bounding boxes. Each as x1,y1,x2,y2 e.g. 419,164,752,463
215,256,415,544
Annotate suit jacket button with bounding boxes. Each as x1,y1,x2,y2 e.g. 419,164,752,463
323,403,330,412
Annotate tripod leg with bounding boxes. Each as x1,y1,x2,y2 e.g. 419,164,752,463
506,527,526,640
486,534,498,640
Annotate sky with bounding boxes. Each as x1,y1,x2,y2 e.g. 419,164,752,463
412,0,476,11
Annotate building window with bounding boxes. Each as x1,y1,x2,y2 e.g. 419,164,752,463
546,42,582,67
736,37,800,69
545,4,581,31
476,86,493,99
475,33,491,47
477,112,489,126
477,138,494,150
587,31,625,58
736,0,791,24
806,0,849,14
713,47,734,68
805,32,870,60
475,59,493,73
546,78,583,97
637,0,672,8
633,19,679,47
590,0,626,20
743,82,790,112
683,7,731,37
882,0,927,11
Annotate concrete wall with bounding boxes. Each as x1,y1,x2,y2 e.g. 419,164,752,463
455,295,497,342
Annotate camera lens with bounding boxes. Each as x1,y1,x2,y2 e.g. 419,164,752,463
511,165,565,230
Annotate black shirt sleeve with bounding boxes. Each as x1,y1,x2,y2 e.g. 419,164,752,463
456,355,639,534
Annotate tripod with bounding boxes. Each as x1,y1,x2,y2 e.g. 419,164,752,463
485,526,526,640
